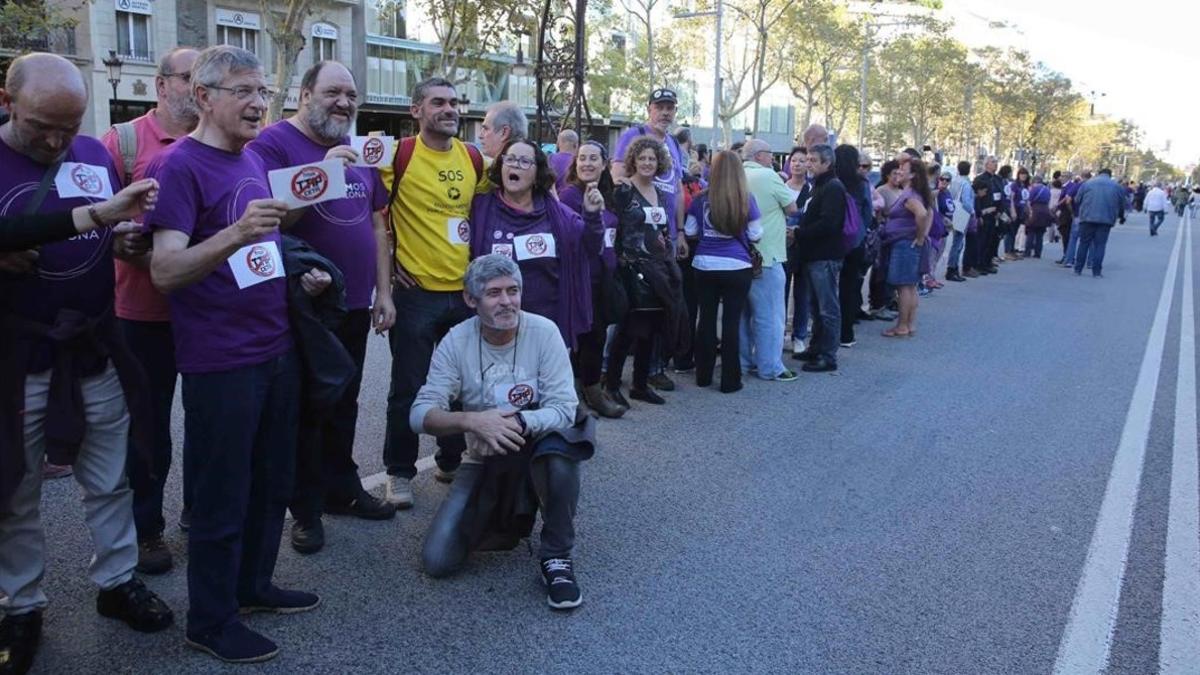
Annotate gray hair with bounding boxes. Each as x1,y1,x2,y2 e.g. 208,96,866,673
557,128,578,150
741,138,772,162
157,47,197,77
465,254,523,299
191,45,261,88
802,124,829,148
808,144,834,166
412,76,455,105
488,101,528,141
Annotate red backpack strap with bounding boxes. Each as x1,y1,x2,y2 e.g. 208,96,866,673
387,136,417,210
464,142,484,183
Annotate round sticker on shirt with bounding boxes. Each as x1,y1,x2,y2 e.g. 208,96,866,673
507,383,535,408
447,218,470,244
291,166,330,202
246,244,277,277
525,234,548,256
70,164,105,195
361,137,386,165
643,206,666,226
492,243,514,258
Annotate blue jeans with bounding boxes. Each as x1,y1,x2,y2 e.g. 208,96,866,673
1074,222,1112,276
784,246,809,340
806,259,842,361
1065,218,1086,266
119,319,177,541
948,230,966,269
384,285,471,478
182,350,299,637
1149,210,1165,234
739,263,786,379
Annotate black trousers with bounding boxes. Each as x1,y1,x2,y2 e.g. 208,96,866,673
292,309,371,524
839,245,865,343
606,312,661,391
120,319,177,541
694,267,752,392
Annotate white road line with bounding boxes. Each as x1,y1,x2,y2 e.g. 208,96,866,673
1160,214,1199,674
1053,215,1187,674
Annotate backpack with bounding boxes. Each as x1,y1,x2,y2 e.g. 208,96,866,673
385,136,484,214
842,192,862,254
114,121,137,186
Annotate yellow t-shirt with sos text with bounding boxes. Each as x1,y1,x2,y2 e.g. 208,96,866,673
379,135,490,291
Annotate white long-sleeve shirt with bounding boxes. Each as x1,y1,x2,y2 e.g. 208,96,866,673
1144,187,1168,212
410,311,577,463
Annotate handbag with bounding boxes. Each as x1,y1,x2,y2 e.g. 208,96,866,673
618,260,661,311
735,234,763,278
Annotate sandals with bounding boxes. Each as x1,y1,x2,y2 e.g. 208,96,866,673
881,328,914,338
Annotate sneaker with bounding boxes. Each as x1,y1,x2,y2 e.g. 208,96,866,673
773,369,798,382
178,507,191,532
791,338,806,355
433,467,457,484
604,387,631,409
135,536,173,575
629,388,665,404
876,309,899,321
840,340,857,348
672,360,695,374
384,476,414,509
540,558,583,610
239,586,321,615
856,310,874,321
0,610,42,675
186,621,279,664
96,578,174,633
290,519,325,555
647,372,675,391
801,358,838,373
324,488,397,521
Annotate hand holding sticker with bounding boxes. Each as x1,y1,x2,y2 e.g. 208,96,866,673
350,136,395,168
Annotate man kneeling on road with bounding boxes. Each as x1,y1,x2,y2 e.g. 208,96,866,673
411,254,592,610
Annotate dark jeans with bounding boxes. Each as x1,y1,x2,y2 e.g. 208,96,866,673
384,285,471,478
1075,222,1113,276
983,217,1000,262
182,349,299,636
676,254,699,368
120,319,177,542
1003,216,1022,254
1149,210,1165,234
805,259,842,361
694,267,752,391
291,309,370,524
1026,229,1045,258
606,312,660,391
422,453,580,577
963,229,980,272
784,246,810,339
839,246,865,343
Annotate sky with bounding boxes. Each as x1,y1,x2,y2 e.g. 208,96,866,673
944,0,1198,169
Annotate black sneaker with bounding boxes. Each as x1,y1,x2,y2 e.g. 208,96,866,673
290,519,325,555
136,536,173,575
801,358,838,373
0,610,42,675
791,350,819,363
96,578,174,633
324,488,397,521
540,558,582,610
604,387,630,409
239,586,321,615
186,621,278,664
629,388,665,405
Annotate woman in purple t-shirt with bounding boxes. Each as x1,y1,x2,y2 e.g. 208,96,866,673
684,150,762,394
880,158,933,339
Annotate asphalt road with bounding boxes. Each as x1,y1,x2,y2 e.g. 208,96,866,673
23,210,1199,674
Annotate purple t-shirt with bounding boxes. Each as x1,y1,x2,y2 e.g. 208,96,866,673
684,194,762,267
614,125,685,239
144,137,291,374
247,122,387,309
0,136,119,374
549,151,574,190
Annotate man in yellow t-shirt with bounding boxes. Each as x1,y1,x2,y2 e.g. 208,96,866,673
379,77,490,507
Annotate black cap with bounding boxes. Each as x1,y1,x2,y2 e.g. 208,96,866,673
649,88,678,105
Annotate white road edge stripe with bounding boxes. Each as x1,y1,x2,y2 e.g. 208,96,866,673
1053,214,1187,674
1160,214,1199,673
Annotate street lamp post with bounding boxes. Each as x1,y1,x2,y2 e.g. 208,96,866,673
673,0,723,150
102,49,124,101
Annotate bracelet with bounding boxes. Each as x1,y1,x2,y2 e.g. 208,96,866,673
87,205,108,228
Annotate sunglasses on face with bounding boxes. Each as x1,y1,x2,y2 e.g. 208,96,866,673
859,163,871,169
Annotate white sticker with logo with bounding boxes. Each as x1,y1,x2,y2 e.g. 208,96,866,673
494,380,538,412
993,192,1002,201
603,227,617,249
642,206,667,227
491,243,514,258
447,217,470,245
514,233,557,260
55,162,114,200
228,240,285,290
350,136,396,168
268,159,347,209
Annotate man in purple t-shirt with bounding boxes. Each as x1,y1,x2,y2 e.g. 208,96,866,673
612,88,689,259
144,46,327,664
247,60,396,554
550,127,578,191
0,52,174,674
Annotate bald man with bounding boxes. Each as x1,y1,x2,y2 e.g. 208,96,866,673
100,46,199,576
550,128,578,190
0,52,174,675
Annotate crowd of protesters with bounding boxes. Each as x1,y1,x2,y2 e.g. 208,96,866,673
0,43,1180,672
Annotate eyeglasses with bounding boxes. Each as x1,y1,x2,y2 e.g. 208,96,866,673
206,85,275,101
501,154,536,170
161,72,191,83
859,163,872,169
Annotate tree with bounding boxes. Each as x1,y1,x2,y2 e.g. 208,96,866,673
714,0,797,140
868,32,965,151
784,0,858,132
616,0,662,86
263,0,317,122
0,0,80,63
415,0,538,84
585,5,688,119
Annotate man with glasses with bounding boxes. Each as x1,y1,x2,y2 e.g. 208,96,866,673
99,46,199,576
145,45,325,663
378,77,489,508
247,60,397,555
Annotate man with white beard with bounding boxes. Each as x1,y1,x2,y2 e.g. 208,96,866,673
247,60,397,554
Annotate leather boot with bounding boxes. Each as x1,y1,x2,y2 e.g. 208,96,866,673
583,383,626,418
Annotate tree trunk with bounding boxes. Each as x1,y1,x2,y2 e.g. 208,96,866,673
264,0,311,124
646,20,655,87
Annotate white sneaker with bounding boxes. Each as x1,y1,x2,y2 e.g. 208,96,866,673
792,338,806,355
385,476,414,509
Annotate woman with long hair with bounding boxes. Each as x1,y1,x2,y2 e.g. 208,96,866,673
880,157,932,338
560,141,627,418
1007,167,1032,258
467,138,595,348
783,146,810,355
833,144,870,346
684,150,762,393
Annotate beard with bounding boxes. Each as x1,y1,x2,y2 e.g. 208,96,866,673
481,307,519,331
305,103,354,144
164,92,199,128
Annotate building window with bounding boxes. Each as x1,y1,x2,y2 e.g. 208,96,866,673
369,0,406,38
115,11,151,61
312,36,336,64
217,25,258,55
367,44,408,97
